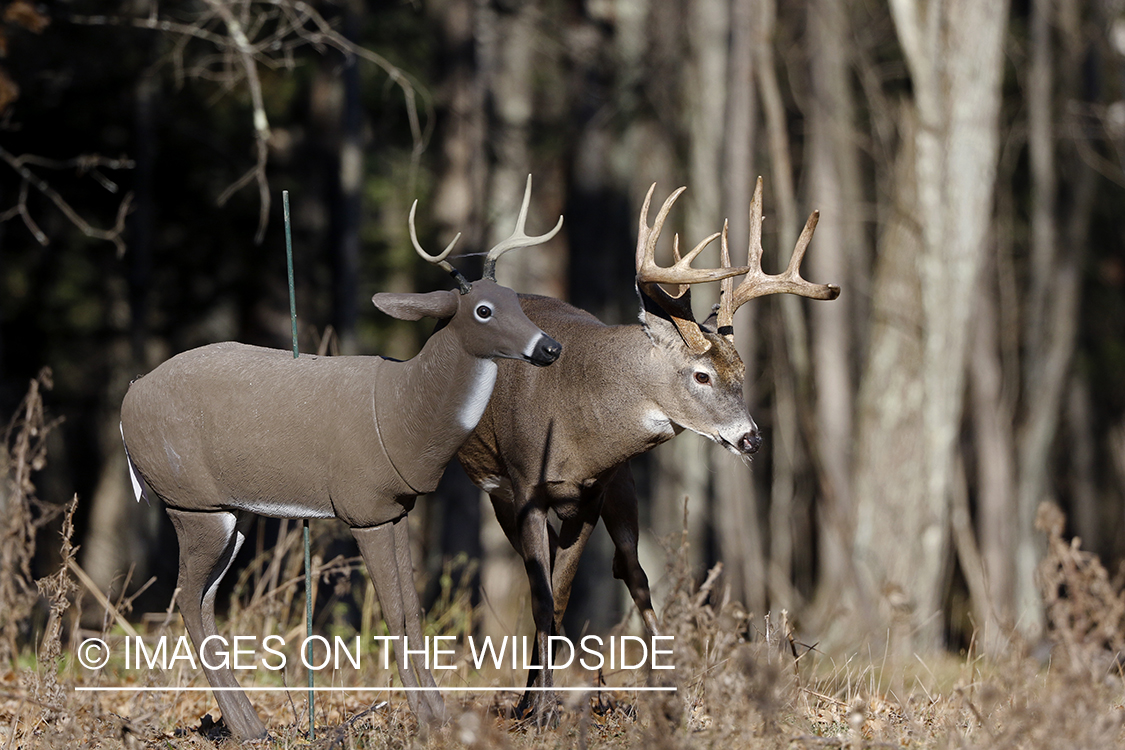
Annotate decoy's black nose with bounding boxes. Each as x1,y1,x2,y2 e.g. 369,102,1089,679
739,430,762,455
530,335,562,366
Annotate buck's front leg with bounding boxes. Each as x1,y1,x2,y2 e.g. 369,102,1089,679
352,518,445,727
547,490,604,636
515,492,558,725
601,465,660,635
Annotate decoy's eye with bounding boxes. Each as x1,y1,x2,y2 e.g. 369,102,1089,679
475,304,493,322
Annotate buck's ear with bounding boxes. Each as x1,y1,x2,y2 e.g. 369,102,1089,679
698,304,720,334
639,298,688,349
372,290,459,321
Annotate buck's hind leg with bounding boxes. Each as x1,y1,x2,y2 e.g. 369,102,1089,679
520,487,600,690
166,508,266,740
600,465,660,635
512,494,599,723
512,486,560,725
352,519,444,727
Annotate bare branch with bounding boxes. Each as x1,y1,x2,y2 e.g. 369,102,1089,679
14,180,47,246
71,1,433,245
202,0,271,243
0,145,133,256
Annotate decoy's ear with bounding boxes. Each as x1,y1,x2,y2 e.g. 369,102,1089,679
372,290,459,321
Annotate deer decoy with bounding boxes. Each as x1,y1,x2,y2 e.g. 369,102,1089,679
120,177,563,740
457,177,840,721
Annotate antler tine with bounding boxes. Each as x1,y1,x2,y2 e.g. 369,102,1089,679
717,220,735,334
634,183,661,270
483,174,564,280
635,185,750,354
679,230,726,270
786,209,820,278
645,186,686,262
716,180,760,334
635,185,746,287
670,234,689,298
724,176,841,314
748,176,764,272
409,200,471,293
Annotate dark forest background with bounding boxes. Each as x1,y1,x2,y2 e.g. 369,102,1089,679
2,0,1125,658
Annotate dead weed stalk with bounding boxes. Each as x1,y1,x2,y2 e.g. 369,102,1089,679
1036,500,1125,678
0,368,65,667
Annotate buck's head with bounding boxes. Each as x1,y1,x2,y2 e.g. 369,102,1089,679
373,176,562,368
634,180,840,457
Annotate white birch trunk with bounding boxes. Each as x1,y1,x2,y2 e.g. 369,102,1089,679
858,0,1010,649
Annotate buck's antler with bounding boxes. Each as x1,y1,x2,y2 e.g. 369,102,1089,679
408,200,472,293
483,175,564,280
716,176,841,336
635,184,750,354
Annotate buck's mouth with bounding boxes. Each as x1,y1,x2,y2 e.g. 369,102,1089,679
718,431,762,456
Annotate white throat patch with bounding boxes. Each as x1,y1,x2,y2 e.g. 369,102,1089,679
458,359,499,431
641,409,674,437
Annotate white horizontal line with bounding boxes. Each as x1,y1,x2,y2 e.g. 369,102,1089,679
75,686,676,693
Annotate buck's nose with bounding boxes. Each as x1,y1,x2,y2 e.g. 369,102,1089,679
529,335,562,366
738,429,762,455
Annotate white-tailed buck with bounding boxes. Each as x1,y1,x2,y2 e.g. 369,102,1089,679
120,177,562,740
458,177,840,719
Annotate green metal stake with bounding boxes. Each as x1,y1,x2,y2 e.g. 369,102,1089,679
283,190,315,741
304,520,314,741
284,191,299,361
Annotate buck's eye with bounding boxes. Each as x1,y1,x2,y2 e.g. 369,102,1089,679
694,371,711,386
475,304,493,322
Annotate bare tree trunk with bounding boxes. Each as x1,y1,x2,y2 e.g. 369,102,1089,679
331,0,363,355
969,254,1017,652
1012,0,1097,639
950,452,990,642
1110,423,1125,563
485,2,566,299
82,330,162,605
1067,374,1098,554
1013,0,1057,641
81,68,165,605
652,0,728,577
428,0,492,626
607,0,691,618
713,0,767,616
867,0,1009,649
431,0,488,259
768,326,801,609
754,0,811,609
598,0,685,612
1025,0,1057,359
806,0,860,623
851,106,925,651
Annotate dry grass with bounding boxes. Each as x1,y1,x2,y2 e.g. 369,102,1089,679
2,375,1124,748
2,526,1121,750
